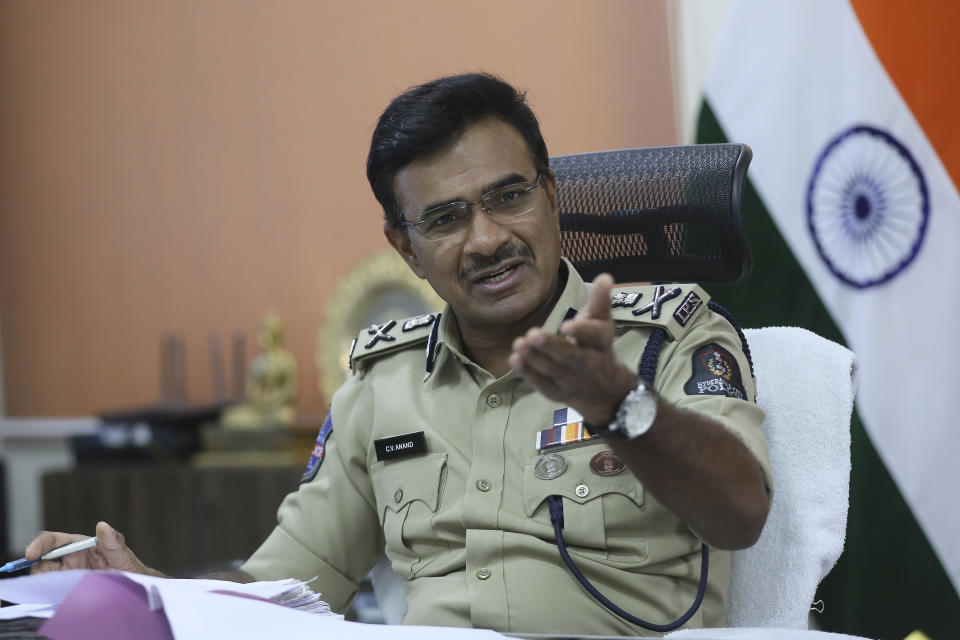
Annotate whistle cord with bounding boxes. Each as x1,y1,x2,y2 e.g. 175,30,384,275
547,495,708,632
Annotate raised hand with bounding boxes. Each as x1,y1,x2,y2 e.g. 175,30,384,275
26,521,164,576
509,273,637,426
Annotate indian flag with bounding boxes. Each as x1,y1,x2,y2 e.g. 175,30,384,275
697,1,960,637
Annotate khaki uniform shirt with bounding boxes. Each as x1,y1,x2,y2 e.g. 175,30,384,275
243,259,772,636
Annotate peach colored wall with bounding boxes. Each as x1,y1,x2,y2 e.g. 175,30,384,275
0,0,676,418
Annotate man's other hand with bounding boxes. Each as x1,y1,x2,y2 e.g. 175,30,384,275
510,273,637,425
26,521,165,577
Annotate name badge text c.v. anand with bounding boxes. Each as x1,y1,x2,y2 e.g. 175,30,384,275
374,431,428,461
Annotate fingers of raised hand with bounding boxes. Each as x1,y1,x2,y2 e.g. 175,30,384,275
578,273,615,322
511,337,560,379
559,317,614,350
509,346,567,403
511,329,610,403
511,329,584,374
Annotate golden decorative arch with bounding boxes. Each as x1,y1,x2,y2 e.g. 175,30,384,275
316,249,444,401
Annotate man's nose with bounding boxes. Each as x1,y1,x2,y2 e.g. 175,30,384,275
462,203,511,254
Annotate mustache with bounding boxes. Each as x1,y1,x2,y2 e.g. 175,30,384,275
459,244,534,284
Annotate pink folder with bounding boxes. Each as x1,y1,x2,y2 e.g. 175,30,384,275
39,572,174,640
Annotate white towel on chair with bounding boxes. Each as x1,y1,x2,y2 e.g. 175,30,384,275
726,327,858,628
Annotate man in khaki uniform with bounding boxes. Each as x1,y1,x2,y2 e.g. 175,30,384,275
26,73,771,636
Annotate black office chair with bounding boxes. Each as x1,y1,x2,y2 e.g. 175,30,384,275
552,143,753,284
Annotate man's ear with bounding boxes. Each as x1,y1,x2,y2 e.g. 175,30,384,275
544,167,559,221
384,224,426,279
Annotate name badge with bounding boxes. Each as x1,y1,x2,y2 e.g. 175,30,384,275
375,431,428,461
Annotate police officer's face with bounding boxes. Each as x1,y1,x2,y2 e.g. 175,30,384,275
386,117,562,338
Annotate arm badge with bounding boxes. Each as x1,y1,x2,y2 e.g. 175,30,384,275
683,343,747,401
301,412,333,484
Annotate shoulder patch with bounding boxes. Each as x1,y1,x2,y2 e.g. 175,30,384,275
683,343,747,401
609,284,710,340
301,412,333,484
350,313,436,372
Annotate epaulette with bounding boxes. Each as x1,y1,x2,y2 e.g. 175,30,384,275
608,283,710,341
348,312,437,372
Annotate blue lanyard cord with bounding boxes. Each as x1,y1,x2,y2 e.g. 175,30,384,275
547,495,709,632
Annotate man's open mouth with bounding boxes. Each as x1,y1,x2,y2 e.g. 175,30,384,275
477,264,518,284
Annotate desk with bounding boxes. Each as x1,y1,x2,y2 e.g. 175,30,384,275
0,616,47,639
0,618,874,640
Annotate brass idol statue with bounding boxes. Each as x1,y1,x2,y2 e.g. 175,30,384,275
222,312,298,429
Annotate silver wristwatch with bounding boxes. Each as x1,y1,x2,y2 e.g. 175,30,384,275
607,383,658,440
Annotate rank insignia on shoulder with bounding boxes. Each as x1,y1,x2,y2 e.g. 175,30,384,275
611,291,642,308
683,343,747,401
301,412,333,484
365,319,397,349
673,291,704,327
402,314,435,332
536,407,595,451
633,285,681,319
351,314,435,374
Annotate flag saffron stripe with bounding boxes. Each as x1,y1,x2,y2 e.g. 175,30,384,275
851,0,960,189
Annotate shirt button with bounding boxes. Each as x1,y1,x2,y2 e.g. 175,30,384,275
476,479,491,492
394,489,403,503
486,394,501,408
575,484,589,498
476,568,491,580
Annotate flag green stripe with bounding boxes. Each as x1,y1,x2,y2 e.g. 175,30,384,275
697,99,960,640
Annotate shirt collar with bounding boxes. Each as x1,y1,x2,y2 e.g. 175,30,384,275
425,257,589,377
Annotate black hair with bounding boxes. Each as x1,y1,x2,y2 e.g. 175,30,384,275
366,72,549,229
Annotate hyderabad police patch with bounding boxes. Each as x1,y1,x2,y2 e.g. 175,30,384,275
683,343,747,401
301,412,333,484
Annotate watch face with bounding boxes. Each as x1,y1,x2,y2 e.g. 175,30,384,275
622,387,657,438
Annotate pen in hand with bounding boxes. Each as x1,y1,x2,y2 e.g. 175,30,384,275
1,537,99,573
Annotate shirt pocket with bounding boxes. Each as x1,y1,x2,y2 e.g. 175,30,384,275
371,452,447,578
522,446,647,557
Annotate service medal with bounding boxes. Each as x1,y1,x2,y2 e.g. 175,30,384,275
534,453,567,480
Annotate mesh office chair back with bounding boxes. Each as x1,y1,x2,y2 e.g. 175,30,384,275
552,143,753,284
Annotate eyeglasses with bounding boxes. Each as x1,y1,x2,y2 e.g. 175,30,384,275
401,173,544,242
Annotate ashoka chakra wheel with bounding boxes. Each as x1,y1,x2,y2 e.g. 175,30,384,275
806,125,929,288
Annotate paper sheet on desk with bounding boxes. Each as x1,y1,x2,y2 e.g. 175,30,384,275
159,586,507,640
0,569,328,612
124,573,332,614
0,570,508,640
0,569,88,605
0,603,57,619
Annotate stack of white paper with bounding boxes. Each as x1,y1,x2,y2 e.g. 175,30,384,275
0,571,333,619
0,570,507,640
